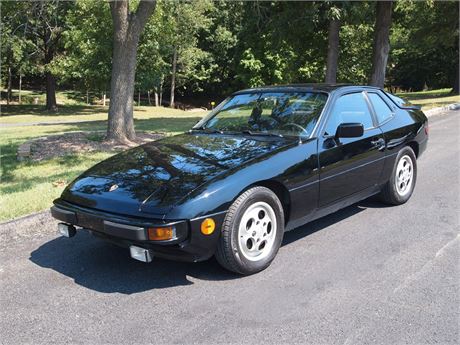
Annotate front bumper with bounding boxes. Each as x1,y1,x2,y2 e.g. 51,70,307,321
51,200,227,262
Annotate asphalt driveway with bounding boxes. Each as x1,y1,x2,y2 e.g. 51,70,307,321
0,110,458,344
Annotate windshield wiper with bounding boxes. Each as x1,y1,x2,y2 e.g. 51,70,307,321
191,127,224,134
241,130,284,138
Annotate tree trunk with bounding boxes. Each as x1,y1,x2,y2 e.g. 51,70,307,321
86,89,89,105
147,90,151,105
154,91,159,106
45,71,57,111
170,47,177,108
107,0,156,143
453,62,459,94
18,74,22,105
44,31,58,111
325,18,341,84
103,92,107,106
138,88,141,106
7,66,12,105
159,79,163,106
369,1,393,88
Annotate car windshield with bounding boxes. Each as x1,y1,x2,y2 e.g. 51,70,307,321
194,92,328,138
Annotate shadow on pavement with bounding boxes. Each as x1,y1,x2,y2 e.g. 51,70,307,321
29,198,390,294
29,231,237,294
282,198,388,245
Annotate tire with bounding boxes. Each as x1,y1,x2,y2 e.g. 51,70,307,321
215,186,284,275
380,146,417,205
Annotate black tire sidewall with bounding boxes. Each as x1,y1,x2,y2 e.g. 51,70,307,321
228,188,284,274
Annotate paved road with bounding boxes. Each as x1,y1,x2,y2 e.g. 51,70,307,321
1,111,459,345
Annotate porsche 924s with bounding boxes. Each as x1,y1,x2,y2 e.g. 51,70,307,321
51,84,428,274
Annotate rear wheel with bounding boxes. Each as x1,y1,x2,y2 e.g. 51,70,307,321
215,186,284,275
380,146,417,205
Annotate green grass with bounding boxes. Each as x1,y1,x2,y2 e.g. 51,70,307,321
395,88,460,110
0,104,205,124
1,89,94,106
0,100,205,221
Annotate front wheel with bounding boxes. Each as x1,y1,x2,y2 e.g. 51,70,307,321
380,146,417,205
215,186,284,275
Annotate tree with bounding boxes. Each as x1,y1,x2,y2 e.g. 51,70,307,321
388,1,459,92
160,0,212,108
197,1,242,98
0,1,64,108
234,2,324,88
136,8,170,106
325,6,342,84
54,0,112,105
26,1,73,110
369,1,393,88
3,0,456,109
107,0,156,143
0,2,25,105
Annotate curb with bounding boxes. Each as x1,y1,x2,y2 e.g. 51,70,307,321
0,209,51,227
424,103,460,117
0,210,56,242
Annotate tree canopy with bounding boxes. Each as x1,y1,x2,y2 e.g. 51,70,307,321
2,0,458,108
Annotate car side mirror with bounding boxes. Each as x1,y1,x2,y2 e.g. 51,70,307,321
335,123,364,138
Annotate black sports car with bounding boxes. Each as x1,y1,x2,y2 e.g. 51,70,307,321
51,84,428,274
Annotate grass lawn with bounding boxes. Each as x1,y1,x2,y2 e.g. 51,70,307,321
395,88,460,110
0,101,206,221
0,89,114,107
0,104,205,124
0,87,458,222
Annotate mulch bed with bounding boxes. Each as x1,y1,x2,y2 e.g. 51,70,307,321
29,131,164,161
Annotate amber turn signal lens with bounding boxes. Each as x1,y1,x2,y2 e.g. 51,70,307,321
148,226,175,241
201,218,215,235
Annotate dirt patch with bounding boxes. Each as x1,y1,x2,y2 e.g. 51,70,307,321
29,131,164,161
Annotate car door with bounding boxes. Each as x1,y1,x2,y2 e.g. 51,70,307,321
318,91,385,206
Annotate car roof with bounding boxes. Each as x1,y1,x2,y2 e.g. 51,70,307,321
233,83,382,95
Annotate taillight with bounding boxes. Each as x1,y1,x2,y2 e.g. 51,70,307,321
424,123,429,135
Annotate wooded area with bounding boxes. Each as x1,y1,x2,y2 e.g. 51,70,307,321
2,0,459,142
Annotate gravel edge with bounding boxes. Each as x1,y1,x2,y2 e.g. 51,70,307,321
424,103,460,117
0,210,57,243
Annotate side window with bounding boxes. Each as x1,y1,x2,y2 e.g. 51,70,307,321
368,92,393,124
324,92,374,135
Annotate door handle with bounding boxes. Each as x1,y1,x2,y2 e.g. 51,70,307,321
371,138,386,150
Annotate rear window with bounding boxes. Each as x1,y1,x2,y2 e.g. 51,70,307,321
384,92,414,108
368,93,393,124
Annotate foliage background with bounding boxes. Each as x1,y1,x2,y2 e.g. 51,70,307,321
1,0,459,105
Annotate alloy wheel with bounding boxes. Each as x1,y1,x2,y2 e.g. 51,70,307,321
395,155,414,196
238,201,277,261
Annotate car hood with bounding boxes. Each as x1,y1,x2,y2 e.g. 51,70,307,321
60,133,293,217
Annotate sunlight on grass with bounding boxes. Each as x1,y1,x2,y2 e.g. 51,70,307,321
410,95,460,110
0,152,114,221
0,104,207,124
396,88,460,110
0,113,201,221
